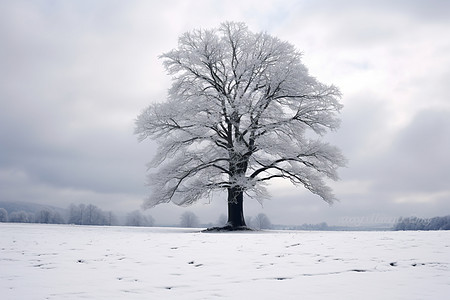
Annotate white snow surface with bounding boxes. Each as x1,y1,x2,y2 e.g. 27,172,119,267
1,224,449,299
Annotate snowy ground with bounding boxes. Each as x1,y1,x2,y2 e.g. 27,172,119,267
1,224,449,299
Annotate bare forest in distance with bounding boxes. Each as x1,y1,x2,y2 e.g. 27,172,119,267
0,201,272,229
0,202,147,226
1,201,449,231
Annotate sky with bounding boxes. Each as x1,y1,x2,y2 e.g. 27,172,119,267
1,0,449,226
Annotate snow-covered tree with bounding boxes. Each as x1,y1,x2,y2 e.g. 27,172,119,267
68,203,108,225
0,208,8,222
35,209,65,224
126,210,154,227
252,213,272,230
35,209,52,224
216,214,227,227
179,211,200,228
50,211,65,224
9,211,32,223
394,216,450,231
68,204,85,225
135,22,345,229
83,204,106,225
106,211,119,226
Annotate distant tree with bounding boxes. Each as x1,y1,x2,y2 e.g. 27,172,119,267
217,214,227,226
83,204,105,225
252,213,272,230
68,203,108,225
393,215,450,231
106,211,119,226
135,22,345,229
147,214,155,227
245,216,253,228
9,211,32,223
0,208,8,222
304,222,329,230
317,222,328,230
35,209,52,224
402,216,427,230
50,211,65,224
180,211,200,228
35,209,65,224
68,204,85,225
126,210,155,227
441,216,450,230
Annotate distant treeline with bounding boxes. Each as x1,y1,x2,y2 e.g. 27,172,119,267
0,207,65,224
393,216,450,231
0,203,154,227
277,222,329,231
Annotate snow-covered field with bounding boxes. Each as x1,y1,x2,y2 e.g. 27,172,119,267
1,224,449,299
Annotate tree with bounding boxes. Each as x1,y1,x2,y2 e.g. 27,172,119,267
67,203,108,225
135,22,345,229
36,209,52,224
0,208,8,222
35,209,65,224
50,211,65,224
126,210,155,227
68,203,85,225
252,213,272,230
106,211,119,226
9,211,32,223
216,214,227,227
84,204,105,225
180,211,200,228
394,215,450,231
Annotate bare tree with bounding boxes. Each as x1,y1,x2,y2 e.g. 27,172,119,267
0,208,8,222
68,203,108,225
51,211,65,224
9,211,32,223
106,211,119,226
68,204,85,225
180,211,200,228
252,213,272,230
394,216,450,231
217,214,227,227
84,204,102,225
36,209,52,224
126,210,155,227
245,216,253,228
35,209,65,224
136,22,345,229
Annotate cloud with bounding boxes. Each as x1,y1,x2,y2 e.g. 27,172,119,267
1,0,449,225
0,167,144,210
372,109,450,194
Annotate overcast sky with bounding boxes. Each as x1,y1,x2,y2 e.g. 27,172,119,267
1,0,449,226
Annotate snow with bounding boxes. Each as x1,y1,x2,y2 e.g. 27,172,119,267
1,224,449,299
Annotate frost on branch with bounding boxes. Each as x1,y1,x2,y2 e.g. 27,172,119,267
135,22,346,213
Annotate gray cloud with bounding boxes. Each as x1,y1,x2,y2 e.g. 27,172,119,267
1,0,449,225
371,109,450,193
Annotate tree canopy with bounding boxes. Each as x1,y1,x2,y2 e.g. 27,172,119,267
135,22,345,228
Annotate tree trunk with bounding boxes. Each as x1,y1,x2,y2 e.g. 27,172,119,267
227,187,246,228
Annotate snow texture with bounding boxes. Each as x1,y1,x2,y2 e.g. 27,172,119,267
1,223,449,299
